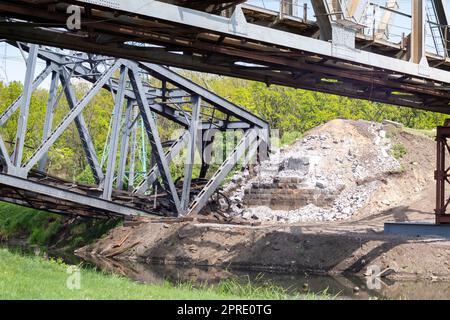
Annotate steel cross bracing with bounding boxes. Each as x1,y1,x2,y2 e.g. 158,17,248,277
1,1,450,113
0,42,269,218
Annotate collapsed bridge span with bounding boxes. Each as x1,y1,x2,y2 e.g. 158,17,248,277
0,42,269,218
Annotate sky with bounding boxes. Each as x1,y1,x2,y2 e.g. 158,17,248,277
1,0,449,87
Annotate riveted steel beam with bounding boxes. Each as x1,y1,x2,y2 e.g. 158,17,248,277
128,65,182,216
23,60,123,174
59,70,105,184
181,96,201,212
102,65,128,200
12,44,38,168
38,70,60,172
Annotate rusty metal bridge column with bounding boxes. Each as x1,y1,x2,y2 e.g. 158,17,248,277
435,124,450,224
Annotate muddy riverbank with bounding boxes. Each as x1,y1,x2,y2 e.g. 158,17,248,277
76,216,450,282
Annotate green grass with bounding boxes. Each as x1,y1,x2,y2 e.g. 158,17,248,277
0,202,120,249
0,249,330,300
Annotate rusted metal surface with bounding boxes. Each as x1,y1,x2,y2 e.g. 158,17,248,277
435,125,450,224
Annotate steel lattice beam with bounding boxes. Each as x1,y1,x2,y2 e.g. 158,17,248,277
0,41,268,218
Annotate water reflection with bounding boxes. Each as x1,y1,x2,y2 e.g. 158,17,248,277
76,253,450,300
2,242,450,300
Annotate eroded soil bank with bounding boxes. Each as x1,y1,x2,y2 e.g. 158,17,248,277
76,216,450,281
77,120,450,281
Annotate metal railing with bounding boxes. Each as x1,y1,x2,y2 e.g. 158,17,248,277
246,0,315,21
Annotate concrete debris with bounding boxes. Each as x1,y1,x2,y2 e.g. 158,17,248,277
224,119,403,223
382,119,404,128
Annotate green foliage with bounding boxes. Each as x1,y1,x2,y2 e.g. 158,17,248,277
75,166,96,185
390,143,407,160
47,147,76,179
0,202,120,249
214,276,288,299
183,72,449,139
0,202,62,240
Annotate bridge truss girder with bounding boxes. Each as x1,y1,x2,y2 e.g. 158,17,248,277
0,42,269,218
1,0,450,115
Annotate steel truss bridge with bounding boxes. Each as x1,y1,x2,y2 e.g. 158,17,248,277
0,42,269,218
1,0,450,221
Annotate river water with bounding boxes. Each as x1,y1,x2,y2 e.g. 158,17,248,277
2,242,450,300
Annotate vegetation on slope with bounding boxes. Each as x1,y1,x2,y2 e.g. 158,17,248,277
390,143,408,160
0,202,120,250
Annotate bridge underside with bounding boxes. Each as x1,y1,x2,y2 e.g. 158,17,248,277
0,1,450,113
0,42,269,218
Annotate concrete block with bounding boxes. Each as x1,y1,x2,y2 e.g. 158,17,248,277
384,222,450,238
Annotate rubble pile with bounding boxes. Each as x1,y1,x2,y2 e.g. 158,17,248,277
224,119,402,223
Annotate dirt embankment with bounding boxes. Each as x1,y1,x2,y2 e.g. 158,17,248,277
76,220,450,280
226,119,435,223
77,120,450,280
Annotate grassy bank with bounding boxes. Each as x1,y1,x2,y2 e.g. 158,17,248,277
0,202,119,250
0,249,330,300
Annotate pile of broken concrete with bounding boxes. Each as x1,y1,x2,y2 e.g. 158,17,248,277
224,119,403,223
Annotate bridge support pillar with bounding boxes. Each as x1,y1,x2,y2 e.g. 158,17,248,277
435,123,450,224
